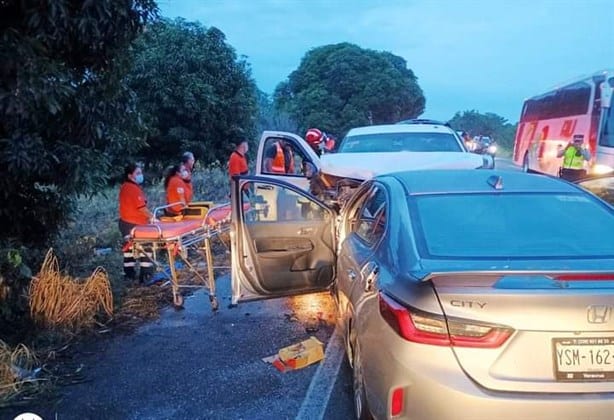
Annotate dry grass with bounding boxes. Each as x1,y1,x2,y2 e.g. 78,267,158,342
29,249,113,331
0,340,39,401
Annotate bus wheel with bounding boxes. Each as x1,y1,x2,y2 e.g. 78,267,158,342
522,153,530,172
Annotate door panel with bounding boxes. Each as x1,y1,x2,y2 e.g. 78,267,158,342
231,177,336,303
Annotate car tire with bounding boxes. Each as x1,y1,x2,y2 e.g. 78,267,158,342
522,153,530,173
352,344,373,420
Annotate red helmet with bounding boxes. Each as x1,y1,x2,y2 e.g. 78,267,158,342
305,128,324,147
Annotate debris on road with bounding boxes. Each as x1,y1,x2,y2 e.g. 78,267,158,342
262,336,325,372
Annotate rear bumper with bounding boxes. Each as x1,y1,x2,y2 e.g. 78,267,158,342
360,316,614,420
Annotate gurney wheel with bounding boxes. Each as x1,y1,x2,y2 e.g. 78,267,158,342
210,296,219,312
173,293,184,308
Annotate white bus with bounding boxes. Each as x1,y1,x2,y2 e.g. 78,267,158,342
514,69,614,176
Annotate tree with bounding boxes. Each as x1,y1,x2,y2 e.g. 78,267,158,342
0,0,158,246
448,110,517,153
274,43,425,137
256,90,298,134
127,19,258,169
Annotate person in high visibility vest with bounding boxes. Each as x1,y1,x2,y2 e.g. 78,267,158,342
556,134,591,181
264,139,294,174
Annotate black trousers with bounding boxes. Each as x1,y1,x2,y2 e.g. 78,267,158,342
560,168,587,182
118,219,153,280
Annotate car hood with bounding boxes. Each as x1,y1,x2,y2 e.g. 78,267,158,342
320,152,485,179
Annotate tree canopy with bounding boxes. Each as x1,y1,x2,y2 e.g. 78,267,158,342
274,43,425,137
127,18,258,168
448,110,517,153
0,0,158,246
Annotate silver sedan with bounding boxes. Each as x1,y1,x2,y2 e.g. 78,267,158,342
230,169,614,420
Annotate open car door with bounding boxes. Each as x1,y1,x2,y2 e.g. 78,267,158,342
230,176,337,305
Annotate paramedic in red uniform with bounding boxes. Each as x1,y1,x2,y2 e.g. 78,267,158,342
118,163,154,283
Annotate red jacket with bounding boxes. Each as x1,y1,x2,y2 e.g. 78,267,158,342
166,174,191,214
228,150,248,178
119,181,149,224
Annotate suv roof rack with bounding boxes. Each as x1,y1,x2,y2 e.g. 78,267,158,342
396,118,451,127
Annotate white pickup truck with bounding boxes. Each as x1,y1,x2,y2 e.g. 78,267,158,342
252,123,493,206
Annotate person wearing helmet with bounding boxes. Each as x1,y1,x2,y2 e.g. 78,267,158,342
305,128,324,156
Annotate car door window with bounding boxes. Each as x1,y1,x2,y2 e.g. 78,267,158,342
261,138,310,177
246,182,327,222
352,186,387,246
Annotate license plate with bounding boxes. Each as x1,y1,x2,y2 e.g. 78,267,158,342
553,337,614,381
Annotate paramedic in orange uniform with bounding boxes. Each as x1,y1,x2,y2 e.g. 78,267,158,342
164,164,192,216
228,140,250,197
263,139,294,174
180,151,195,204
228,140,249,180
118,163,154,283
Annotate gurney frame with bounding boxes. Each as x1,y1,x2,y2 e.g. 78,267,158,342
129,202,231,311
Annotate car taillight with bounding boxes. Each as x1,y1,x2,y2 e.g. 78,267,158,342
378,292,512,348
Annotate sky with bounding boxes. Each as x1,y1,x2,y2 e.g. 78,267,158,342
158,0,614,124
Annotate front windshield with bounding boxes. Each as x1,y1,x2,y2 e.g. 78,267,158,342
412,192,614,259
599,77,614,147
338,132,463,153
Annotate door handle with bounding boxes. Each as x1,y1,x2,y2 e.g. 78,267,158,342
346,269,357,281
297,227,314,235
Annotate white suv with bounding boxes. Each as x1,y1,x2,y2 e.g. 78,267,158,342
253,121,494,206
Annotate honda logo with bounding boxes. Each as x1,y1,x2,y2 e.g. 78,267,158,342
587,305,612,324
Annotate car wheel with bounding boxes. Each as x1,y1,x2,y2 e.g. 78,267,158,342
352,344,372,420
522,153,530,172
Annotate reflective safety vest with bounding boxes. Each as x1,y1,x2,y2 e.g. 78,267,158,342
562,146,586,170
271,143,285,173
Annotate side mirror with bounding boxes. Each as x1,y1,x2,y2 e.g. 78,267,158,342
601,81,612,108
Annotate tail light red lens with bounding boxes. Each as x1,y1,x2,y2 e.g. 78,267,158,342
378,292,512,348
390,387,404,417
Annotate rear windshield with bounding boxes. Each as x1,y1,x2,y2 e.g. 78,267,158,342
412,192,614,258
338,132,463,153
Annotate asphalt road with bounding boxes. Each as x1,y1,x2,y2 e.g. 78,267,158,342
495,156,520,171
2,276,355,420
3,156,520,420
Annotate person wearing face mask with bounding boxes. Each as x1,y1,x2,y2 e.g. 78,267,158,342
180,151,195,202
118,162,154,283
164,164,192,216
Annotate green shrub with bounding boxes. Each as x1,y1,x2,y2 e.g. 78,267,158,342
0,246,35,341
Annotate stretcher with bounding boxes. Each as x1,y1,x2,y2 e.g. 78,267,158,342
129,201,232,310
